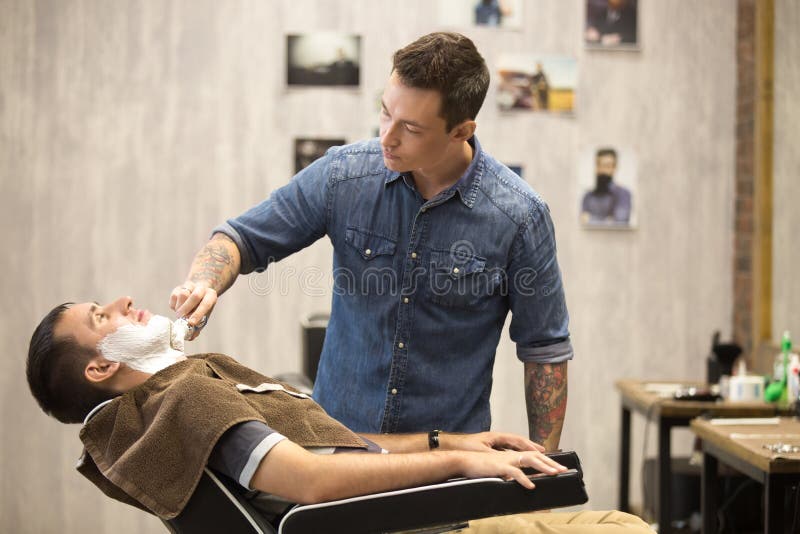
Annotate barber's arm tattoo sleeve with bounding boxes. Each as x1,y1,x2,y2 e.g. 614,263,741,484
524,361,568,451
188,233,241,294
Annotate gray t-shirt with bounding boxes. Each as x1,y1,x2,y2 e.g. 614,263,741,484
208,420,384,489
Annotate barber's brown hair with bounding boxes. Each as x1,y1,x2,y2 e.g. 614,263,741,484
392,32,489,131
27,304,115,424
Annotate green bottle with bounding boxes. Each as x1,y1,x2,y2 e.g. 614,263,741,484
765,331,792,403
779,331,792,404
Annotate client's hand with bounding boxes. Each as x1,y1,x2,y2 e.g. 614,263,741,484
443,431,544,454
459,449,567,489
169,281,217,340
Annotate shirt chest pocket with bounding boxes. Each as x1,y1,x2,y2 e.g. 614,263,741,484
428,250,502,310
345,227,397,261
344,227,398,295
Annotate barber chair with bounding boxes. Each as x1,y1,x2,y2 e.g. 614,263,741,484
163,451,588,534
167,316,586,532
162,320,588,532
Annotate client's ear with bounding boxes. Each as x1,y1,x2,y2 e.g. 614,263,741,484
85,357,121,384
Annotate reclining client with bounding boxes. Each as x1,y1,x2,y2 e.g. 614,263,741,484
26,296,651,533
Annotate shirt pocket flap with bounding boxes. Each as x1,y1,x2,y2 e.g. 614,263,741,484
431,250,487,278
345,227,397,260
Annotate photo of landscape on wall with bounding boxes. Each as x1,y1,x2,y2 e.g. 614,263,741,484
496,55,577,113
287,33,361,87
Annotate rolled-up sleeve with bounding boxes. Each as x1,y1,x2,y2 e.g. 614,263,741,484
507,201,573,364
212,152,333,274
208,420,287,490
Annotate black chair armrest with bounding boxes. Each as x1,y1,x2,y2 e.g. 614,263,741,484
278,451,588,534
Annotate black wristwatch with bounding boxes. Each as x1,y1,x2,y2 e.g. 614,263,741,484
428,429,441,450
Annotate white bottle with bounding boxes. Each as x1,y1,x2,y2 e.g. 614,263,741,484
788,354,800,401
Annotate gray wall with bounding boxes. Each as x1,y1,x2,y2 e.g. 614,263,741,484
773,0,799,344
1,1,779,532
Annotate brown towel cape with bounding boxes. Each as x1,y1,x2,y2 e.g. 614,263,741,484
77,353,367,518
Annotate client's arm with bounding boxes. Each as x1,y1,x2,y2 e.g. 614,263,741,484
250,440,565,504
359,431,543,454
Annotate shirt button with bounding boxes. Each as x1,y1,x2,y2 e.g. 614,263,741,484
403,297,409,304
411,252,417,259
365,248,372,256
391,388,398,395
398,342,404,349
453,267,460,274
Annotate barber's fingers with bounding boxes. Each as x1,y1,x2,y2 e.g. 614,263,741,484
170,282,196,312
175,284,209,319
184,291,217,340
172,285,217,338
191,290,217,325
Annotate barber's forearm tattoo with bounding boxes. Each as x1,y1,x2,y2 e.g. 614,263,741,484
524,361,567,451
189,235,239,292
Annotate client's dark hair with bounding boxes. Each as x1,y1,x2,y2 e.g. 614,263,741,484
392,32,489,131
27,303,114,424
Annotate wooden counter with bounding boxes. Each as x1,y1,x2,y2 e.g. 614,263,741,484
691,417,800,533
615,379,790,534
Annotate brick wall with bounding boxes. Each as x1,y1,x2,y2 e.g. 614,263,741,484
733,0,756,354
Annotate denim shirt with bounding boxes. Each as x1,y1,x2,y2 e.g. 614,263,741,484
215,136,572,433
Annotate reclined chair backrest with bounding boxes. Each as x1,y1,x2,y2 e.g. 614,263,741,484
163,469,277,534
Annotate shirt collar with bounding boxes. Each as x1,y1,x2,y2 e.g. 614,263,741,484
453,136,483,208
384,136,484,209
384,170,404,185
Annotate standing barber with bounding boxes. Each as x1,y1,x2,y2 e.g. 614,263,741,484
171,32,572,450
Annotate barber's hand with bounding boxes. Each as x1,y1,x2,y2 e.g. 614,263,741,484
442,432,544,453
169,281,217,340
459,449,567,489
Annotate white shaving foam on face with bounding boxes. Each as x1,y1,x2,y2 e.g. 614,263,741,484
97,315,188,374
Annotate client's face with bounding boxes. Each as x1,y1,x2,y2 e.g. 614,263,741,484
56,296,187,375
55,296,153,349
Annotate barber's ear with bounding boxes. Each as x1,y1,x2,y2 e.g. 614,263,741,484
449,120,477,142
85,357,121,384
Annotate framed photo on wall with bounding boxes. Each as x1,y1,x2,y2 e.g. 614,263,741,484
584,0,639,50
579,146,637,229
295,138,346,173
287,33,361,86
496,55,577,114
437,0,524,30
